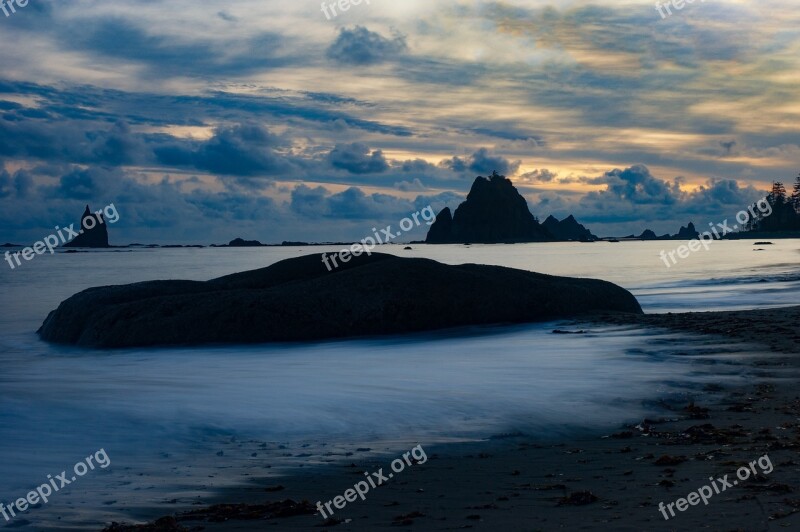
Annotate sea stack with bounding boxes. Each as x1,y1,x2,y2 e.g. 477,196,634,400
674,222,700,240
64,205,110,248
426,171,553,243
542,215,598,241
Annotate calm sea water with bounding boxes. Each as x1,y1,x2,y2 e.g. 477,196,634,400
0,241,797,529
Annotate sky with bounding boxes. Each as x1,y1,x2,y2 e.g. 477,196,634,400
1,0,799,244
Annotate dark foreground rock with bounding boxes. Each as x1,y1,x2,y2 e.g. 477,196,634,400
38,253,642,348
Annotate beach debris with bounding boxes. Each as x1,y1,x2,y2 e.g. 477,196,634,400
467,504,498,510
557,491,599,506
103,517,190,531
181,499,316,522
727,402,755,412
678,423,746,444
394,511,425,523
769,499,800,520
683,401,710,419
654,455,687,466
318,517,346,527
744,482,793,493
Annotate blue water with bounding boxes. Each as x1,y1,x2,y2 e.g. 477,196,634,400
0,241,797,529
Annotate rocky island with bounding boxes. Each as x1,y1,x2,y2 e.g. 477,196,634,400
425,171,554,243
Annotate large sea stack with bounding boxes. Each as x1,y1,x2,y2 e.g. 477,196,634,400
426,172,553,243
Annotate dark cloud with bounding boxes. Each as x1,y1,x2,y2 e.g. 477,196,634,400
0,113,151,166
440,148,521,176
327,26,408,65
290,184,328,217
88,121,149,166
56,167,105,200
583,165,682,205
0,167,14,198
526,165,766,234
291,184,430,222
154,124,294,178
399,159,437,173
327,143,389,174
62,18,292,78
0,80,415,139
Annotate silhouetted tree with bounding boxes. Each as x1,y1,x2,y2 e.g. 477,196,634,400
750,179,800,232
792,173,800,213
768,181,787,205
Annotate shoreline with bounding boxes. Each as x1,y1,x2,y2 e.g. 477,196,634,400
102,307,800,531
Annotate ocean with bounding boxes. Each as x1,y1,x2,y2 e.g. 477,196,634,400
0,240,797,529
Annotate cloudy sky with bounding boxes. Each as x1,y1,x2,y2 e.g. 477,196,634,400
1,0,798,243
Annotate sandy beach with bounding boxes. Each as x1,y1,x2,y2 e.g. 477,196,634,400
103,306,800,531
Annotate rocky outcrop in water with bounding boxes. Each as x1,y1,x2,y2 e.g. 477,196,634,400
228,238,264,247
542,215,597,241
425,172,552,243
38,253,643,348
674,222,700,240
63,205,109,248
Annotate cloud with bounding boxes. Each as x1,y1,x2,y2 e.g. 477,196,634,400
154,124,294,178
0,167,32,198
521,168,558,182
530,165,765,234
327,26,408,65
290,184,328,217
62,17,292,78
327,143,389,174
290,183,437,222
0,1,798,242
583,165,682,205
394,178,427,191
440,148,521,176
56,167,105,200
0,113,151,166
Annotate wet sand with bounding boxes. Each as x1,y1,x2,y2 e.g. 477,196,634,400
103,306,800,531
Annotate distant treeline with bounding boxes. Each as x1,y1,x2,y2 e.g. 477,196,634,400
744,174,800,232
